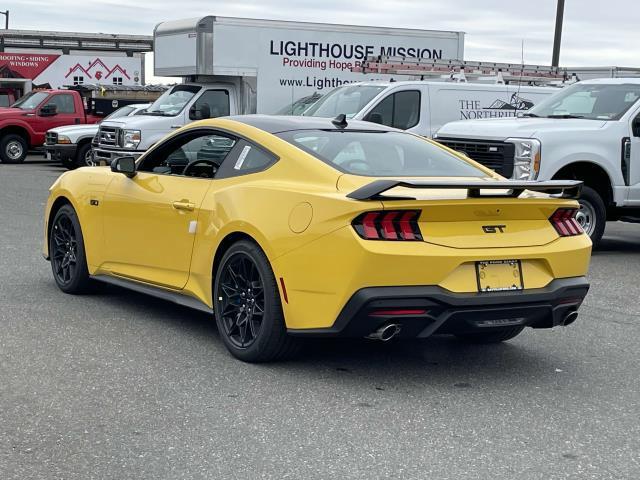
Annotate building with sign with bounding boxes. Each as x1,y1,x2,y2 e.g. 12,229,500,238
0,29,153,99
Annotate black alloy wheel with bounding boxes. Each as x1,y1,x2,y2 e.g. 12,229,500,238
213,240,300,362
217,252,266,349
49,205,91,293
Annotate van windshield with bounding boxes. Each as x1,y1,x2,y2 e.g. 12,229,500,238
528,82,640,120
303,85,386,118
144,85,201,117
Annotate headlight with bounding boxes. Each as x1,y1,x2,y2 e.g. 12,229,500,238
122,129,141,149
57,135,71,144
506,138,541,180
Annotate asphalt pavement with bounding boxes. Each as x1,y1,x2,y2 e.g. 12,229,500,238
1,156,639,479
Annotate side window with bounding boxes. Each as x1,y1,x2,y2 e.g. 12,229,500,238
138,130,237,178
365,90,420,130
217,140,277,178
49,94,76,114
192,90,230,119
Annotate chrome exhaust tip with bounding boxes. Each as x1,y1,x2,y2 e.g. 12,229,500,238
366,324,402,342
562,311,579,326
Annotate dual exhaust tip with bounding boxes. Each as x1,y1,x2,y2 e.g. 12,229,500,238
562,310,579,326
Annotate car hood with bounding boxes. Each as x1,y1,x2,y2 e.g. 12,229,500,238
437,117,608,141
100,113,177,130
0,107,27,117
49,124,99,136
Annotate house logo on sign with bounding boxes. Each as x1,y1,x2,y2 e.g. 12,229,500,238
64,58,131,82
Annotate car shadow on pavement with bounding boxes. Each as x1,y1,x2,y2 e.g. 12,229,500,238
90,282,567,386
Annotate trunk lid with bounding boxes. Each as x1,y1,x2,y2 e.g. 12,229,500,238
338,175,577,248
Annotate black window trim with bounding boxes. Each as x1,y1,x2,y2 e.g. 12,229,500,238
364,89,421,130
136,126,280,179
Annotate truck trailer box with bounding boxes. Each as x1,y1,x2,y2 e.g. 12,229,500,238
153,16,465,113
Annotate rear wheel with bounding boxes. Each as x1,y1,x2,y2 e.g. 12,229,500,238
0,134,28,164
49,204,91,294
213,240,299,362
455,326,524,344
576,185,606,248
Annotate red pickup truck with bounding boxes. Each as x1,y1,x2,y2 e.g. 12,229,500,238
0,89,101,164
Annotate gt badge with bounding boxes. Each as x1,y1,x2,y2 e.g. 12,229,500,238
482,224,506,233
90,199,99,206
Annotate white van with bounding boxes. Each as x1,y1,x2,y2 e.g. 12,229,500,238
303,81,556,137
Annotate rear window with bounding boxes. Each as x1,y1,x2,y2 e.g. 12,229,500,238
276,130,488,177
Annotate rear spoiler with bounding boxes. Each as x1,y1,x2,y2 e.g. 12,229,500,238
346,179,583,201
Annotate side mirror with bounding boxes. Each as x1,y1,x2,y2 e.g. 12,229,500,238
633,117,640,137
39,104,58,116
189,104,211,120
366,112,384,125
111,156,136,177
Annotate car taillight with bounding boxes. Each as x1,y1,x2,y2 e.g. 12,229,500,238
549,208,583,236
352,210,422,241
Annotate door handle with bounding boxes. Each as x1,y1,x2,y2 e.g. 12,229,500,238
170,125,182,129
172,200,195,211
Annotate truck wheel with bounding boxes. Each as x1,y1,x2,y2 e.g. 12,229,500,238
75,143,93,168
0,134,28,164
576,186,606,248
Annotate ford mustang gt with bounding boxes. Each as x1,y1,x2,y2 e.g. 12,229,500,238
43,115,591,362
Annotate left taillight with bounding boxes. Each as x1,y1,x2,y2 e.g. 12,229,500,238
549,208,583,236
352,210,423,241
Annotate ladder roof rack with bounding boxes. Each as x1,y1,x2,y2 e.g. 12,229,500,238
353,57,574,85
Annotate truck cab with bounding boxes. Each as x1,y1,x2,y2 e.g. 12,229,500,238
0,89,97,164
93,82,240,164
435,78,640,246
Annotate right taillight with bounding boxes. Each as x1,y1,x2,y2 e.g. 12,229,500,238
549,208,583,236
352,210,423,241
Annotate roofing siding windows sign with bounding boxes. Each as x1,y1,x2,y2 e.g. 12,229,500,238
0,53,141,88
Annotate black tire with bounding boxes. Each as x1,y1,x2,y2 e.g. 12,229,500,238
213,240,300,362
576,185,606,248
60,155,77,170
75,143,93,168
455,326,525,344
0,134,28,164
49,204,91,294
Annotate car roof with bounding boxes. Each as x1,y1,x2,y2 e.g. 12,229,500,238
226,114,395,134
578,78,640,85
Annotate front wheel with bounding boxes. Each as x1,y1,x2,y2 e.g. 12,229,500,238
49,204,91,293
213,240,300,362
0,134,28,164
75,143,94,168
576,185,606,248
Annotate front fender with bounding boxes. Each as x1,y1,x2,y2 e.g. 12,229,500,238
0,119,35,144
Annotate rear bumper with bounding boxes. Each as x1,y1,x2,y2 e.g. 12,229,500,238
44,144,76,162
287,277,589,338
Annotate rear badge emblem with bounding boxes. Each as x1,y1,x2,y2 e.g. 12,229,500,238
90,199,99,206
482,224,506,233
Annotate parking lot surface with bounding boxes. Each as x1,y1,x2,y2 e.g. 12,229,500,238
1,156,639,480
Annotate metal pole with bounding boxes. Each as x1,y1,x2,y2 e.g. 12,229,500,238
552,0,565,67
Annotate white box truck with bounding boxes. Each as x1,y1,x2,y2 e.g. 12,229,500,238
94,15,464,163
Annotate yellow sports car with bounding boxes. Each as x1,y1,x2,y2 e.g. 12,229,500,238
43,115,591,362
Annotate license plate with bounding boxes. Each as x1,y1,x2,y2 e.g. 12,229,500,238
475,260,523,292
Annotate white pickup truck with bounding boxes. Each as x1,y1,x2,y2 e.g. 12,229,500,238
436,78,640,246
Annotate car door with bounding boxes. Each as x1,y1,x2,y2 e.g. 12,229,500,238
100,129,238,289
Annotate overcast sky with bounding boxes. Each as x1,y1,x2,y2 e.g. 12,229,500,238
8,0,640,81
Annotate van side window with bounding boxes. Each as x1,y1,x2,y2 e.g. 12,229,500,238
365,90,420,130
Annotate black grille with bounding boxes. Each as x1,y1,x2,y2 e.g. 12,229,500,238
98,126,120,147
45,132,58,145
437,138,515,177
